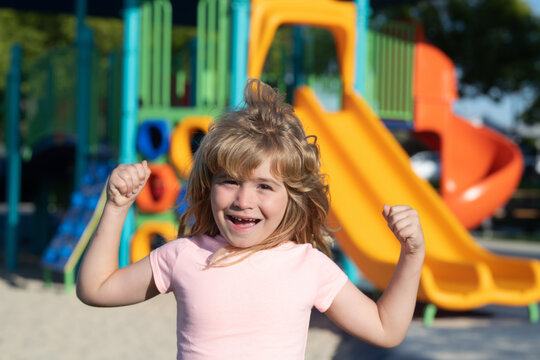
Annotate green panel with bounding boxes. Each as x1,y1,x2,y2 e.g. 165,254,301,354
136,211,178,228
152,1,162,105
138,106,221,126
367,21,415,122
139,0,172,108
140,1,152,106
196,0,231,108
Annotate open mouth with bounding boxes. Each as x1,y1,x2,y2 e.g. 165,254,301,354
227,215,261,226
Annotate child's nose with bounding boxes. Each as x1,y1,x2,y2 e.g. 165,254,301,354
234,186,254,209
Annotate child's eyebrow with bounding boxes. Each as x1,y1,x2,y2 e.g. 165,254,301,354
254,177,283,187
213,173,233,180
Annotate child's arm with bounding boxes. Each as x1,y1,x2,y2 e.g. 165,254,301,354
77,161,158,307
325,205,425,348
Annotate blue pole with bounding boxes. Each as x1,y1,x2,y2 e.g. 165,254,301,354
229,0,250,108
5,45,22,271
354,0,370,95
119,0,140,267
75,0,91,189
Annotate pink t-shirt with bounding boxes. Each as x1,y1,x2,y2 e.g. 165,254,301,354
149,234,348,360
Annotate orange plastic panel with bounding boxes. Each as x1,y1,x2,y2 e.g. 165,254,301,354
130,221,176,263
135,163,180,213
247,0,356,90
169,116,212,179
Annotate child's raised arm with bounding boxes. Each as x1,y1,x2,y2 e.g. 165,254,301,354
325,205,425,348
77,161,159,307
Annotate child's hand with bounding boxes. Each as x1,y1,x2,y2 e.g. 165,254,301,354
382,205,425,255
107,161,151,208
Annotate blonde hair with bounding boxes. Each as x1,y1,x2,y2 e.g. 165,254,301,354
178,79,334,266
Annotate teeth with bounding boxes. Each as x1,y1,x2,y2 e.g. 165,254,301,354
230,216,258,223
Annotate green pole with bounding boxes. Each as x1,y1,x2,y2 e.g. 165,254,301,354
196,0,207,106
161,0,172,107
207,0,217,106
217,0,230,108
5,44,22,271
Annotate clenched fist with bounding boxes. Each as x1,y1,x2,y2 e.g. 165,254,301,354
382,205,425,255
107,161,152,208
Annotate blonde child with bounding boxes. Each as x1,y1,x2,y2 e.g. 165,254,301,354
77,79,425,359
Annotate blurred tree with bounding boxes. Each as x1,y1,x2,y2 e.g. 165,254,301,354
372,0,540,124
0,8,195,139
0,9,195,90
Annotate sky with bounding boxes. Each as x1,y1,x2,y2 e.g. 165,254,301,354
453,0,540,129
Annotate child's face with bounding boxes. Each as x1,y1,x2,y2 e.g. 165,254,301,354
211,159,289,248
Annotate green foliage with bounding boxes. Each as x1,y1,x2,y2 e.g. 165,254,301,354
0,9,74,90
373,0,540,124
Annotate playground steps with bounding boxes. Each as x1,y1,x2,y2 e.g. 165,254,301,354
41,162,112,293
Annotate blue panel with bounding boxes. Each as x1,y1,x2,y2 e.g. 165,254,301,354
136,120,171,160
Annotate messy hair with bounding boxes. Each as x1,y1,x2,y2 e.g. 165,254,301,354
177,79,334,266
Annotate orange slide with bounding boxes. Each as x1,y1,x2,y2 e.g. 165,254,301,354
294,86,540,314
413,42,524,229
247,0,540,318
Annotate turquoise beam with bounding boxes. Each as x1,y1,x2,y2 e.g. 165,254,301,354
119,0,141,267
5,45,22,271
354,0,370,95
75,0,91,189
230,0,250,108
343,255,361,286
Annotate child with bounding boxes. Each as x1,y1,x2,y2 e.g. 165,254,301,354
77,79,425,359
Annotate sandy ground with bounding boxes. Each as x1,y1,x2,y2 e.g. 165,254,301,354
2,238,540,360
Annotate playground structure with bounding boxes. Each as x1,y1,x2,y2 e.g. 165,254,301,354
3,0,539,324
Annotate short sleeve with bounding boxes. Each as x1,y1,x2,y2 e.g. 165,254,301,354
312,250,349,312
149,239,183,293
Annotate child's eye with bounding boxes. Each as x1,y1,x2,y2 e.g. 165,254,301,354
224,180,238,185
259,184,273,191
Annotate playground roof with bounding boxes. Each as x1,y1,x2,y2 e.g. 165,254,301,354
0,0,417,26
